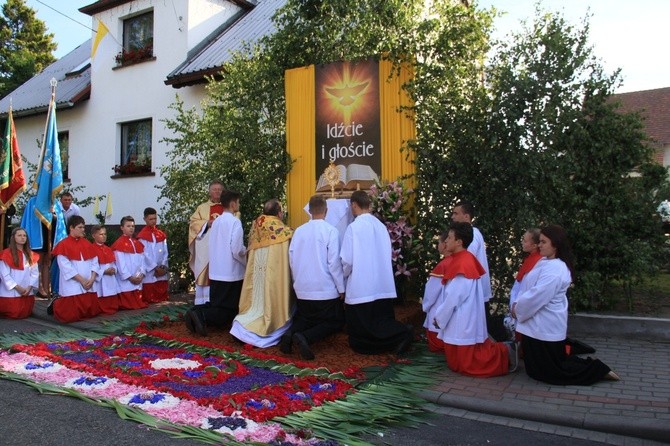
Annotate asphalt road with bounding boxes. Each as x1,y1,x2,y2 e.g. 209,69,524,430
0,377,611,446
0,316,613,446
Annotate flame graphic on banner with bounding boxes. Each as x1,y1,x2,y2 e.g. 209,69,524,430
321,62,373,124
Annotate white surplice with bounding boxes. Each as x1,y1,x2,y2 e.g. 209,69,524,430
140,236,169,285
0,259,39,297
289,219,344,300
114,250,145,292
514,258,571,342
469,227,492,302
93,261,121,298
340,213,396,305
434,275,488,346
57,254,100,297
208,211,246,282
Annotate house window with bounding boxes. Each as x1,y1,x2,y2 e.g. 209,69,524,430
118,11,153,65
58,131,69,180
116,119,152,175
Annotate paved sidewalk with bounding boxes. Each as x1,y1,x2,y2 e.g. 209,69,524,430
420,330,670,443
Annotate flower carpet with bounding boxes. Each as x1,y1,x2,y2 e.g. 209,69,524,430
0,305,442,445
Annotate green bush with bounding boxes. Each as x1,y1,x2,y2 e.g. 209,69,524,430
160,2,664,312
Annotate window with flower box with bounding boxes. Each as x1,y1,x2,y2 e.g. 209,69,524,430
115,119,152,176
116,11,154,66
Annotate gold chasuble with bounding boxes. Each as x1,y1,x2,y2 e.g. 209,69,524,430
234,215,294,339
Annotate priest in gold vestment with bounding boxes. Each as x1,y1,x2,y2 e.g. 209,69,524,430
188,181,224,304
230,199,294,347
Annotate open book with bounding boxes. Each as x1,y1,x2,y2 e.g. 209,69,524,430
316,163,379,192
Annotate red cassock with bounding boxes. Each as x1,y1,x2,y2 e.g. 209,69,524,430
111,235,148,310
91,242,120,315
0,249,39,319
136,225,169,304
51,236,102,323
438,250,509,378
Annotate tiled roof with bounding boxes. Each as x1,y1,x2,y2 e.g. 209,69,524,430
0,40,92,119
612,87,670,148
165,0,286,88
0,0,284,116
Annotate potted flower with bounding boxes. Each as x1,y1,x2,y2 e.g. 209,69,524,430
115,40,153,66
369,179,420,302
113,153,151,175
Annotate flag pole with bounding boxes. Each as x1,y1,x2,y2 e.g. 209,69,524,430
41,78,58,297
0,102,9,249
47,78,57,251
0,98,26,249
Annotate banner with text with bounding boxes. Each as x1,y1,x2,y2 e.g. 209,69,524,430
315,59,381,192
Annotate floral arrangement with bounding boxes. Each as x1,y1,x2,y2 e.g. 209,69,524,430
2,332,351,444
115,42,153,66
369,179,420,293
0,312,444,446
658,200,670,223
113,157,151,175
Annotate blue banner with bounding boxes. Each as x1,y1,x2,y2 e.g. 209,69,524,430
33,98,63,228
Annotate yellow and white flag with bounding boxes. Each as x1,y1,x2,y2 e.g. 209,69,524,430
93,195,100,215
105,192,113,219
91,19,110,59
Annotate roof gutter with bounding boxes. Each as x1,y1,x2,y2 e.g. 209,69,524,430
0,84,92,120
80,0,256,16
164,67,226,89
0,102,73,120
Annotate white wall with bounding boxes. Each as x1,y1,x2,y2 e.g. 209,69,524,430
11,0,245,225
57,0,224,223
186,0,242,51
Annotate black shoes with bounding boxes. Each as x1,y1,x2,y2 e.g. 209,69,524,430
293,333,315,360
184,309,207,336
279,332,293,354
279,331,314,360
395,325,414,355
184,310,196,334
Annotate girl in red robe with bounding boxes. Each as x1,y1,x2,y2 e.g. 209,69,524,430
0,228,39,319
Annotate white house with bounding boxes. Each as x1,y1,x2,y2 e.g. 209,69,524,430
0,0,285,223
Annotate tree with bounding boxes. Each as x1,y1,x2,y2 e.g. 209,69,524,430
412,7,665,311
160,0,492,288
163,1,662,312
0,0,57,98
